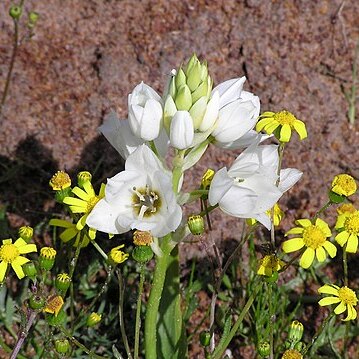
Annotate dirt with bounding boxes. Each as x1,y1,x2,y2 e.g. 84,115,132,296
0,0,359,358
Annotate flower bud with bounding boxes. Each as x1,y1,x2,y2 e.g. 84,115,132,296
288,320,304,345
23,262,37,280
175,85,192,111
188,215,205,236
201,169,215,190
50,171,71,191
18,226,34,243
132,246,153,263
257,341,270,357
199,331,211,347
39,247,56,271
77,171,92,188
28,11,39,28
108,245,129,265
128,82,163,141
55,273,71,292
29,295,45,310
9,6,22,20
86,312,102,327
170,111,194,149
55,339,70,354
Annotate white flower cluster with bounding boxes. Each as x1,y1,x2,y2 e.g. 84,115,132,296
86,54,302,245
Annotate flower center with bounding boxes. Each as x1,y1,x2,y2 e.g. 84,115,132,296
332,174,357,196
274,111,296,126
337,203,356,215
302,225,326,249
87,196,100,213
282,349,303,359
133,230,153,246
132,185,161,219
49,171,71,190
344,213,359,235
337,286,358,306
0,243,19,263
261,255,281,270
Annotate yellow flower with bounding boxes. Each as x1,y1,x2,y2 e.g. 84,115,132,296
201,169,215,189
18,226,33,242
49,171,71,190
281,349,303,359
331,174,357,197
0,238,37,282
335,210,359,253
49,219,92,247
318,284,358,321
108,245,129,264
256,110,307,143
40,247,56,259
257,254,285,277
282,218,336,268
337,203,356,215
63,181,105,231
44,295,64,317
266,203,284,226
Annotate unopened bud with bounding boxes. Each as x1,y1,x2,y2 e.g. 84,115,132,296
9,6,22,20
257,341,270,357
188,215,204,236
29,295,45,310
39,247,56,270
23,262,37,280
55,339,70,354
288,320,304,345
18,226,34,242
132,246,153,263
86,312,102,327
199,331,211,347
55,273,71,292
77,171,92,188
28,11,39,28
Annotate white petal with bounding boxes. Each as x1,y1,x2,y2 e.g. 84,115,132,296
250,212,272,230
139,99,163,141
218,186,257,216
170,111,194,149
213,77,246,108
208,168,233,206
199,91,220,132
215,131,270,150
99,112,143,160
279,168,303,193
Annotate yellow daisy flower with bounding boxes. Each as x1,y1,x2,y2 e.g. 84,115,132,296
282,218,336,269
108,245,129,264
49,170,71,190
335,210,359,253
318,284,358,321
44,295,64,317
337,203,356,215
257,254,285,277
256,110,307,143
0,238,37,282
281,349,303,359
63,181,105,231
331,174,357,197
247,203,284,227
49,219,92,247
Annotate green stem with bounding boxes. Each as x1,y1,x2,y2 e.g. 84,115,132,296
134,264,145,359
312,200,333,222
268,282,274,359
0,17,19,120
91,240,108,261
144,234,173,358
211,280,263,359
149,140,159,156
343,243,349,358
172,150,185,193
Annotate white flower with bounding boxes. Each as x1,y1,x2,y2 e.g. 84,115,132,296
170,111,194,150
128,82,163,141
208,139,301,229
86,145,182,238
211,77,260,145
99,111,169,160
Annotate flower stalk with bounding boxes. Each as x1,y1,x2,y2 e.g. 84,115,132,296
134,264,145,359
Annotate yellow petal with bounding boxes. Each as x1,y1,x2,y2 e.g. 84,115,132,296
285,227,304,236
295,219,312,228
300,247,315,268
0,261,8,282
334,302,346,315
335,214,347,229
76,214,87,230
256,117,274,131
318,296,341,306
72,186,91,201
322,241,337,258
318,284,340,295
264,121,280,134
342,305,357,321
18,243,37,254
63,197,86,209
83,181,95,197
346,234,358,253
316,246,326,262
14,238,27,248
293,120,307,140
315,218,331,237
282,238,305,253
260,111,275,118
88,228,96,240
12,259,28,279
279,124,292,142
335,231,349,246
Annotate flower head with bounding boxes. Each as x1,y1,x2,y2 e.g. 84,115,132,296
133,230,153,246
18,226,33,242
256,110,307,143
331,174,357,197
87,312,102,327
86,145,182,238
335,210,359,253
257,254,284,277
63,181,105,234
49,171,71,190
44,295,64,317
108,245,129,264
281,349,303,359
337,203,356,215
282,218,336,268
0,238,37,282
318,284,358,321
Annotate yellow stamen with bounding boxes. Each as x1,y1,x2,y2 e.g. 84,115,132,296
338,286,358,306
0,243,19,262
49,171,71,190
302,225,326,249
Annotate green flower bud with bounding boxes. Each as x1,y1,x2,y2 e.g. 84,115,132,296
55,273,71,292
191,78,209,104
201,169,215,190
288,320,304,345
175,85,192,111
18,226,34,243
86,312,102,327
28,11,39,28
23,261,37,280
9,6,22,20
39,247,56,271
188,215,204,236
175,68,187,89
55,339,70,354
77,171,92,188
187,60,202,91
132,246,153,263
29,295,45,310
257,341,270,357
189,97,207,129
199,331,211,347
